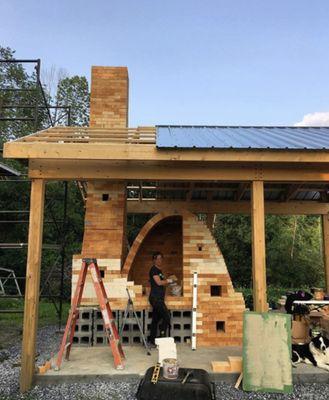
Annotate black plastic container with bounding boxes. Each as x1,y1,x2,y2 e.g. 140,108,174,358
136,366,216,400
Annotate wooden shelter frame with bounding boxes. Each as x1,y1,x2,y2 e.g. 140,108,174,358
3,125,329,392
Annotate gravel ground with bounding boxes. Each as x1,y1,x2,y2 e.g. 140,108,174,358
0,326,328,400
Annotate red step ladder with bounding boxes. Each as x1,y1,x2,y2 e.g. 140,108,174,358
55,258,125,370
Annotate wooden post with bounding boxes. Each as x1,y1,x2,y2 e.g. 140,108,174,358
20,179,45,392
251,180,268,312
322,214,329,293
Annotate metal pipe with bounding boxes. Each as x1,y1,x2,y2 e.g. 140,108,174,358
0,59,40,63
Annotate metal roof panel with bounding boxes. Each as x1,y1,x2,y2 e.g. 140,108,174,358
156,126,329,150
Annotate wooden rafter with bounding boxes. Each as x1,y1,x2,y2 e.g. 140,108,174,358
11,126,156,144
235,183,249,201
282,184,303,202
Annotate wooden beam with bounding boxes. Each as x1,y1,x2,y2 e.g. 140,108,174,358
20,179,45,392
4,140,329,163
251,181,268,312
28,159,329,182
127,200,329,215
322,214,329,293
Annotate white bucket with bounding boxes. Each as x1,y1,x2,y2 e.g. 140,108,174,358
162,358,179,380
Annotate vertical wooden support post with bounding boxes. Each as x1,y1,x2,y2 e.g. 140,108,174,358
251,180,268,312
322,214,329,293
20,179,45,393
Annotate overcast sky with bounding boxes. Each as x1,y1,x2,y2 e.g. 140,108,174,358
1,0,329,127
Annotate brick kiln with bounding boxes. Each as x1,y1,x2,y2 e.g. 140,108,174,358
71,66,245,346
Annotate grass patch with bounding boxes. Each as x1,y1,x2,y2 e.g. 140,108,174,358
0,298,70,349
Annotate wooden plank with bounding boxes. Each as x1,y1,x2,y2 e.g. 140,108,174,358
243,312,292,393
251,181,268,312
20,179,45,393
127,200,329,215
27,159,329,182
322,214,329,293
4,140,329,163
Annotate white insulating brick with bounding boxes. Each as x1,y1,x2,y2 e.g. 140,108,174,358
98,258,121,270
104,283,135,299
72,258,82,269
112,278,128,284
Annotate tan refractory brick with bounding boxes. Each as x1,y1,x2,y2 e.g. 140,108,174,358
90,66,128,129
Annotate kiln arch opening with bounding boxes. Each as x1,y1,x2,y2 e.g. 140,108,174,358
127,215,183,295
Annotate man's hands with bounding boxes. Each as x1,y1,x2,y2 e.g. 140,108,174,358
153,274,178,286
167,275,178,284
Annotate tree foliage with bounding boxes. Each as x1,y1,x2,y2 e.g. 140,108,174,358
214,214,325,289
56,76,89,126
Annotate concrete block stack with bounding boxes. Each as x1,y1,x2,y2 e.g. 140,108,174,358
73,308,94,346
169,310,192,344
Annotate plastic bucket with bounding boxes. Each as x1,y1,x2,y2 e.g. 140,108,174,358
162,358,179,380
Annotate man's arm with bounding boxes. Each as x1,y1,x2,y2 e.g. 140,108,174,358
153,275,173,286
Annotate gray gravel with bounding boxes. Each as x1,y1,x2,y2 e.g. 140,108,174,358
0,326,329,399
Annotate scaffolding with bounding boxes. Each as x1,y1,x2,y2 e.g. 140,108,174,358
0,59,71,129
0,58,73,326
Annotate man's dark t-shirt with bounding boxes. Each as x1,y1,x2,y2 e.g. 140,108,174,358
149,265,165,300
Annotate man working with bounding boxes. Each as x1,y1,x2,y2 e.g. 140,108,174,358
148,251,175,346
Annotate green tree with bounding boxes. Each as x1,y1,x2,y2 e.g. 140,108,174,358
213,214,325,290
55,76,89,126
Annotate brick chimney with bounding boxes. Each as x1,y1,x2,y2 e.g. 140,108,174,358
89,66,129,128
77,67,129,295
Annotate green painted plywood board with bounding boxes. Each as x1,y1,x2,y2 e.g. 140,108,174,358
243,311,293,393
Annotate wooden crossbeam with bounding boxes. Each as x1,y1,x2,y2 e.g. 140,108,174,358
5,140,329,164
127,200,329,215
27,159,329,182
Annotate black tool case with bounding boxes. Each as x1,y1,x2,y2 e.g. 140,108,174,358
136,367,216,400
